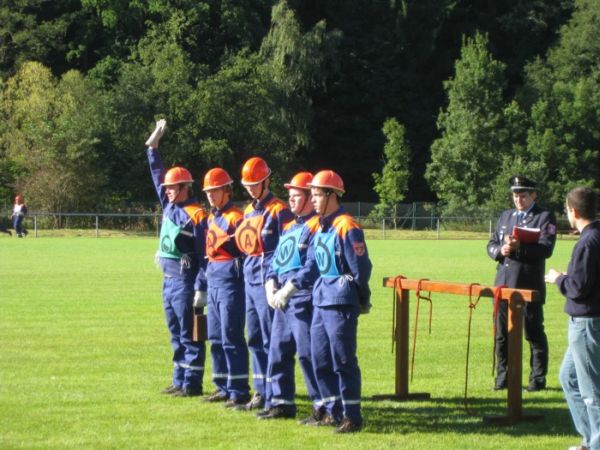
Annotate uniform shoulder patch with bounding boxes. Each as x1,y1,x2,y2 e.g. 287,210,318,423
546,223,557,235
353,242,366,256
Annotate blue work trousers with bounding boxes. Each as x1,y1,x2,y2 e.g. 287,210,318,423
245,282,273,401
311,304,361,424
207,279,250,400
267,295,320,409
560,317,600,450
163,277,205,389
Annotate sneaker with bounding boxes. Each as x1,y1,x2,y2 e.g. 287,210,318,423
334,417,362,433
172,386,203,397
204,390,228,402
298,408,326,425
234,392,263,411
224,394,251,408
257,405,296,420
161,385,182,395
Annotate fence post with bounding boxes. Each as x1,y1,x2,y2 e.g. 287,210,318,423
383,218,386,240
34,215,38,238
436,217,440,240
489,219,493,239
95,216,99,238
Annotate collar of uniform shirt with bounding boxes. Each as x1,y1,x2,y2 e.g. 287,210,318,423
515,202,536,218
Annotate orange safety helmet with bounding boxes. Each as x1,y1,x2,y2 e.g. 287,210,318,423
241,157,271,185
162,166,193,186
203,168,233,191
309,170,345,196
284,172,313,190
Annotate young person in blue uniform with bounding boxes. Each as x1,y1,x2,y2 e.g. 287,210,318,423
233,157,294,411
257,172,321,420
306,170,372,433
145,119,207,397
201,167,251,407
546,187,600,450
487,176,557,392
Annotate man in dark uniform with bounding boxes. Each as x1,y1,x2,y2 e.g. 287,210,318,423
487,176,557,391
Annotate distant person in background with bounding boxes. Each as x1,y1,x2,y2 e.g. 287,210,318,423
486,176,557,392
11,195,27,237
145,119,208,398
201,167,251,408
546,187,600,450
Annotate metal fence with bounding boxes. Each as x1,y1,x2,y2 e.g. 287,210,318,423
3,209,572,240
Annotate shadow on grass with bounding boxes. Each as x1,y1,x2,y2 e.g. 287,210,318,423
357,395,574,436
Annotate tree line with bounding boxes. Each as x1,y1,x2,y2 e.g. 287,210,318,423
1,0,597,217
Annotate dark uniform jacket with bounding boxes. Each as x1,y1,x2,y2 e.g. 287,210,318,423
487,204,557,302
556,221,600,317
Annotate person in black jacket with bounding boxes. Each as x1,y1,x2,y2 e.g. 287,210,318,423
546,186,600,450
487,176,557,391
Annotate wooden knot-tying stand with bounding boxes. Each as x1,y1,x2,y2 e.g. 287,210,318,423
376,276,542,425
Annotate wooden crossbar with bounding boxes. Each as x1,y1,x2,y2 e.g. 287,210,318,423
378,276,543,424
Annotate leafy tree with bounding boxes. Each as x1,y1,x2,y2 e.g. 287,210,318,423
260,0,341,149
371,118,410,221
523,0,600,210
0,62,107,213
426,33,524,215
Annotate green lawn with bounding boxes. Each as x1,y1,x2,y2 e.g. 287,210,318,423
0,236,579,449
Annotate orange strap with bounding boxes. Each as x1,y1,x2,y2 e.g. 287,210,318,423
410,278,432,382
464,283,481,415
391,275,406,354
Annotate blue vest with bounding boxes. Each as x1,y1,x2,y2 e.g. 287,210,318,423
271,225,304,275
313,230,341,278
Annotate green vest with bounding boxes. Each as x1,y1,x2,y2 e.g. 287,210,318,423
158,216,183,259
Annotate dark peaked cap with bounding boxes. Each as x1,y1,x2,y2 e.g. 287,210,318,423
509,175,537,192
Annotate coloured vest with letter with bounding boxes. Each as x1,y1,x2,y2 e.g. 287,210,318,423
313,230,341,278
159,216,183,259
271,225,304,275
235,214,265,256
206,220,234,261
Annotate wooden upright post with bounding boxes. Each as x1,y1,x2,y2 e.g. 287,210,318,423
373,282,430,401
395,286,408,397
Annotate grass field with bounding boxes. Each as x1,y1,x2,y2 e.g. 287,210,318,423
0,236,580,449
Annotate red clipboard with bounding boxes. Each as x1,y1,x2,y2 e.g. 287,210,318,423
512,226,541,244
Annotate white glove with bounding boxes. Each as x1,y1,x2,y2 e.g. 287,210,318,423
272,281,298,309
193,290,207,308
145,119,167,148
265,278,278,309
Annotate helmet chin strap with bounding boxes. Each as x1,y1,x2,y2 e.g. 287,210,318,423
298,190,310,216
257,179,266,201
321,190,332,216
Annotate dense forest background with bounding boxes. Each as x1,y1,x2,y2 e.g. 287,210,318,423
1,0,598,216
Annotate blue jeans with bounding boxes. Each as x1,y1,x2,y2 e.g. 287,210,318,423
559,317,600,450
